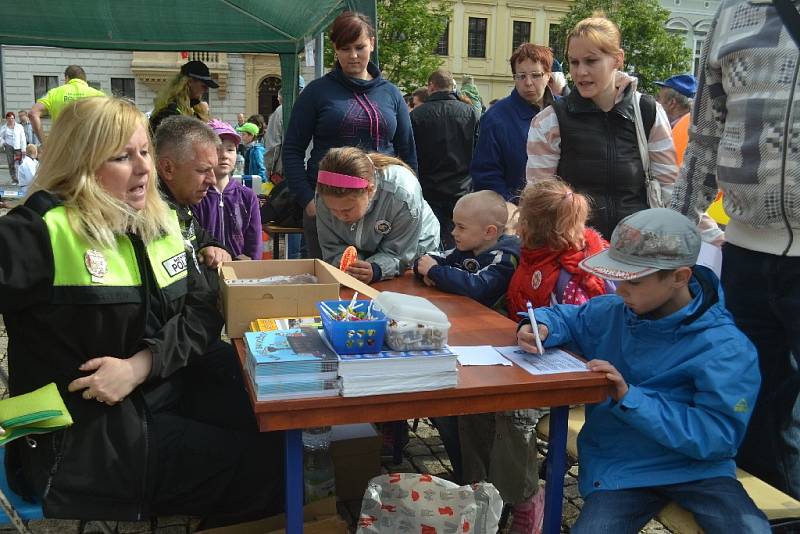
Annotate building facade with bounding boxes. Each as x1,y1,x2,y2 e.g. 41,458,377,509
433,0,718,104
435,0,573,103
0,45,316,133
661,0,719,76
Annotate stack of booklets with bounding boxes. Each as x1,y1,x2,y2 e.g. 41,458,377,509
336,347,459,397
243,327,341,401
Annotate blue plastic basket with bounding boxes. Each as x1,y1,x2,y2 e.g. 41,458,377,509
317,300,387,354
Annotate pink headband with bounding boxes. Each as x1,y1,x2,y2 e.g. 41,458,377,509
317,170,370,189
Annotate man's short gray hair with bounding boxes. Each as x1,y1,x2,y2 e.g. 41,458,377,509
155,115,220,164
663,87,692,112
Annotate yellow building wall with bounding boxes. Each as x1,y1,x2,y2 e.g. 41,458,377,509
440,0,573,102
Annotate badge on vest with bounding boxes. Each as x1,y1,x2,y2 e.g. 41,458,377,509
462,258,480,273
84,249,108,283
531,270,542,290
162,252,189,278
375,219,392,235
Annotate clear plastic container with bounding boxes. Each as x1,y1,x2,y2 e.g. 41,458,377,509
374,292,450,351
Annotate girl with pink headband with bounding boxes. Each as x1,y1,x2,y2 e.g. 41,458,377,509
315,146,439,283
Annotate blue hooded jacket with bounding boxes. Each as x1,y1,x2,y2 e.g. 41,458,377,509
283,62,417,208
244,142,266,182
533,266,760,497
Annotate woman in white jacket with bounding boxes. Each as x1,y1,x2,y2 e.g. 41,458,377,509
0,111,26,183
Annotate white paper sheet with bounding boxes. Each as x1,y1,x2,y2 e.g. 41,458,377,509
494,346,589,375
452,345,513,366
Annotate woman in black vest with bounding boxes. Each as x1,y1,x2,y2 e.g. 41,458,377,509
525,14,677,238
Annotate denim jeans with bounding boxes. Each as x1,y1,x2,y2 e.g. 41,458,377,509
722,244,800,499
572,477,770,534
286,233,304,259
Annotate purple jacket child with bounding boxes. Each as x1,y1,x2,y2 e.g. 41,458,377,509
192,179,262,260
192,119,263,260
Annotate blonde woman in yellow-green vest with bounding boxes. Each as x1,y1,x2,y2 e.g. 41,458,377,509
0,97,284,525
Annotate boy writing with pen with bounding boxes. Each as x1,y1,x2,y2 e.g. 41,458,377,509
517,208,769,533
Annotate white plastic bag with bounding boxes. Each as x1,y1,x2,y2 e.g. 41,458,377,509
357,473,503,534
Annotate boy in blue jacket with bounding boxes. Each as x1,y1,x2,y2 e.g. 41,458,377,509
517,208,769,533
414,190,520,310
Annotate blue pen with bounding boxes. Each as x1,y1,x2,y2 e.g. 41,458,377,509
526,300,545,354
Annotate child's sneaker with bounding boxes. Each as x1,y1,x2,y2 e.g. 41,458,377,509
509,487,545,534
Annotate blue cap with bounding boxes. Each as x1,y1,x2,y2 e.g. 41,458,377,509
551,59,563,73
655,74,697,99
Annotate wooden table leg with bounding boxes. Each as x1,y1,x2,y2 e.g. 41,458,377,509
285,429,304,533
543,405,568,534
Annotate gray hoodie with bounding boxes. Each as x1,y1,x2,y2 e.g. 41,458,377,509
316,164,440,279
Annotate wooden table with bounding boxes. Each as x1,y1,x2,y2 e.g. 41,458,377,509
234,273,610,533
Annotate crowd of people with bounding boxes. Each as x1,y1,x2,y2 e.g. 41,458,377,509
0,1,797,532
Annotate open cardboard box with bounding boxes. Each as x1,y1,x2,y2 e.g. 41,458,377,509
220,259,379,338
196,496,348,534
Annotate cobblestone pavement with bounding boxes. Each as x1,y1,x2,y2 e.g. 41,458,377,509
0,163,671,533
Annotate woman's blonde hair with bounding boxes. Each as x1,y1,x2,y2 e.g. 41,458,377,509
153,73,208,121
517,178,590,251
317,146,413,198
29,97,173,248
566,13,622,61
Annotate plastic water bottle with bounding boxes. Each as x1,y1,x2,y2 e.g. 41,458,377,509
234,153,245,176
302,426,336,503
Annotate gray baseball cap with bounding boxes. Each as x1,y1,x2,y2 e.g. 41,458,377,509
580,208,701,281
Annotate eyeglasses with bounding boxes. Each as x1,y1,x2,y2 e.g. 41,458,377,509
512,72,546,81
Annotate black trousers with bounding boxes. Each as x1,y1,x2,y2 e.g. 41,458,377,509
151,340,285,527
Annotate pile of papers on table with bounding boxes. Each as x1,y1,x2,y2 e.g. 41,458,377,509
335,346,458,397
243,327,341,401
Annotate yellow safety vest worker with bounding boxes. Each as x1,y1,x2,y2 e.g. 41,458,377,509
37,79,105,121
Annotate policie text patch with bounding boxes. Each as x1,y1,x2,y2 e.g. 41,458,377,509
162,252,188,277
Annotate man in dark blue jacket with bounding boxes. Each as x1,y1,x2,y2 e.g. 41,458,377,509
411,68,479,248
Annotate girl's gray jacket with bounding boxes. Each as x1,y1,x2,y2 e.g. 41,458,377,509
317,164,440,280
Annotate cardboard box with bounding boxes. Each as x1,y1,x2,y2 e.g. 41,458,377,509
197,496,347,534
220,259,378,338
330,423,382,501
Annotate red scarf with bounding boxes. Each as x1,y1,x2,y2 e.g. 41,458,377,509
507,228,609,319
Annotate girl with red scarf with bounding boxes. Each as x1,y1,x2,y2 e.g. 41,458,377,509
507,178,612,319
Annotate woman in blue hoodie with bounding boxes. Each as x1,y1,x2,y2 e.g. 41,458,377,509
283,11,417,259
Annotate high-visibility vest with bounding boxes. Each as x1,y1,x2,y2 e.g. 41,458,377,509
42,206,188,302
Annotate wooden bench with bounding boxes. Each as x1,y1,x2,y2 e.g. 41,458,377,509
536,406,800,531
264,224,304,260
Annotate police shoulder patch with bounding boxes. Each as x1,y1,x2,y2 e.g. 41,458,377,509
162,251,188,277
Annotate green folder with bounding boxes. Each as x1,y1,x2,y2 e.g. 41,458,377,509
0,383,73,447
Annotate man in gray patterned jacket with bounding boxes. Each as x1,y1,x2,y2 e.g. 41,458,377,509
671,0,800,500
